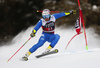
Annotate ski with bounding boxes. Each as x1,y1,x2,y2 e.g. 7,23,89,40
36,49,59,58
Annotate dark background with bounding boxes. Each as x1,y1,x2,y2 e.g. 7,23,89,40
0,0,100,45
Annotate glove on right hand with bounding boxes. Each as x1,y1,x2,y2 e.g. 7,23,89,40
30,29,36,37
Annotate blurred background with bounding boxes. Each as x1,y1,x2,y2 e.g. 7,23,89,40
0,0,100,45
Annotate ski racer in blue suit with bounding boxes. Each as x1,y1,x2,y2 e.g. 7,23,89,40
22,9,76,60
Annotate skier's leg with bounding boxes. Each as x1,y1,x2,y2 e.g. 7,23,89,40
49,34,60,47
42,34,60,54
22,35,46,60
29,36,46,53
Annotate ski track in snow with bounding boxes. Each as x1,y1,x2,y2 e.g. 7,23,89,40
0,26,100,68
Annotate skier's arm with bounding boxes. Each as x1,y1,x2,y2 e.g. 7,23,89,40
30,20,42,37
53,13,70,19
34,20,42,32
53,10,75,19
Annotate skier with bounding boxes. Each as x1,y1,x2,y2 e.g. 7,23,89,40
22,9,76,60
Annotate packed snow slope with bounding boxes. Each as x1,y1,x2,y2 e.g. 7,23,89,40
0,26,100,68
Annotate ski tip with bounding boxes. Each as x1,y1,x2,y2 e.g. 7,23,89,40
54,49,59,53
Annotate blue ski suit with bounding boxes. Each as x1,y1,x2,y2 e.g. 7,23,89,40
29,12,71,53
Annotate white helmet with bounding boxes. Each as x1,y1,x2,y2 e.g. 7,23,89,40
42,9,51,19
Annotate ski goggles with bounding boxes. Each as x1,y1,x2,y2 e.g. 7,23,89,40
42,15,50,19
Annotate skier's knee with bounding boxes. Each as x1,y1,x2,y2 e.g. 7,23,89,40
55,34,60,40
50,34,60,47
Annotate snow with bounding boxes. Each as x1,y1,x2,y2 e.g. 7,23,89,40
0,26,100,68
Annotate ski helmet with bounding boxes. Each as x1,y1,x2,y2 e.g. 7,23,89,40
42,9,50,19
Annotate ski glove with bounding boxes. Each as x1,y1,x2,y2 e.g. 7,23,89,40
30,29,36,37
70,10,76,14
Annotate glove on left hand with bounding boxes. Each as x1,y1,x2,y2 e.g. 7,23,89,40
70,10,76,14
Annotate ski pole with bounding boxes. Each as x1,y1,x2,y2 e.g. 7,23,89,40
7,37,31,62
37,10,76,14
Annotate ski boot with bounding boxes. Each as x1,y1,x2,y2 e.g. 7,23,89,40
42,45,53,54
22,51,31,61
